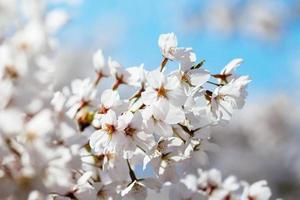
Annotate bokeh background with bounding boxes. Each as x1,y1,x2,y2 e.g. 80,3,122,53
51,0,300,199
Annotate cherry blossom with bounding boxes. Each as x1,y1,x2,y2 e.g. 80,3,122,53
0,2,276,198
241,180,272,200
158,32,178,60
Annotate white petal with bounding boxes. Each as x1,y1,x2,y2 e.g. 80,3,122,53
101,89,119,108
165,105,185,124
167,87,187,107
146,70,163,88
154,121,173,137
158,32,177,50
89,130,105,148
130,111,143,130
165,75,180,90
151,99,169,121
117,111,133,131
208,169,222,186
101,110,117,125
93,49,105,71
221,58,243,74
141,88,157,106
189,69,210,86
141,178,161,191
77,171,93,185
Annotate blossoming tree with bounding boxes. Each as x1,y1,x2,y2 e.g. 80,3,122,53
0,1,273,199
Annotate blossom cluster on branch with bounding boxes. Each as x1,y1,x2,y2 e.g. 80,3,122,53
0,1,274,200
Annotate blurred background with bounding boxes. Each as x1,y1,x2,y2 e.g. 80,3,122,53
51,0,300,199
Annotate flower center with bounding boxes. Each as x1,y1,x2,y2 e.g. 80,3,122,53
155,86,167,98
112,74,125,90
124,126,136,137
98,105,109,114
104,124,116,135
181,73,189,82
4,65,18,79
26,132,38,142
248,196,256,200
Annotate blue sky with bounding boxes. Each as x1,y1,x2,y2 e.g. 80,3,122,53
55,0,300,99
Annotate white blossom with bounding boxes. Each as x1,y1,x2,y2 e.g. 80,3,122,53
89,109,124,153
0,7,274,199
208,76,251,121
93,49,111,77
63,78,97,118
241,180,272,200
158,32,178,60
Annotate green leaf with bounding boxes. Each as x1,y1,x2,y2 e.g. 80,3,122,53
191,59,205,70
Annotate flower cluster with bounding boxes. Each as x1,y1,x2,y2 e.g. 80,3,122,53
0,1,274,200
50,32,270,200
209,96,300,199
169,169,271,200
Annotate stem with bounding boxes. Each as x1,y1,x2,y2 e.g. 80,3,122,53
177,123,203,137
112,81,121,90
126,159,137,181
5,138,21,157
129,84,144,101
207,81,222,87
137,145,147,153
173,128,186,143
130,103,145,113
178,123,212,138
160,57,168,72
112,75,124,90
93,72,103,87
177,123,194,137
82,161,100,168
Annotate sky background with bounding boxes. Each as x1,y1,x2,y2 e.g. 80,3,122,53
53,0,300,100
